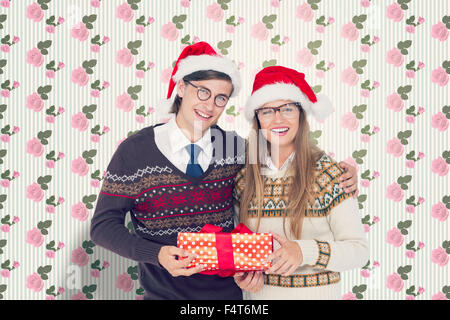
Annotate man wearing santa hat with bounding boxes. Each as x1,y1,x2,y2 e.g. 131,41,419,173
90,42,358,300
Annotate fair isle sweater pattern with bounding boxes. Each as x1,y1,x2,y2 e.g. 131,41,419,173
233,154,352,284
233,154,353,218
100,126,245,237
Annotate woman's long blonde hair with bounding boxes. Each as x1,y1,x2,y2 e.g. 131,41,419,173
239,107,324,239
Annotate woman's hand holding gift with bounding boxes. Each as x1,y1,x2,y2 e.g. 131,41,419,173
264,232,303,276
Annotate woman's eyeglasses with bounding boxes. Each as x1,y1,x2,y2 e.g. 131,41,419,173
255,102,301,121
184,80,230,108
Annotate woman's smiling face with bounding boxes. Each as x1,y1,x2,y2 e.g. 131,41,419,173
256,99,300,148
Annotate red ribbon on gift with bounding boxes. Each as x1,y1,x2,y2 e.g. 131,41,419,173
199,223,253,277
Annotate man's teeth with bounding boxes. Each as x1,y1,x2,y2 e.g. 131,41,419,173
271,128,289,133
196,110,212,119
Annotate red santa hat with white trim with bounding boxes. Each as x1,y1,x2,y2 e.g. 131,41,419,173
157,41,241,121
245,66,333,122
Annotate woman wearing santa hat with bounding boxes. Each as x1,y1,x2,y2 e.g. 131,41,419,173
233,66,369,300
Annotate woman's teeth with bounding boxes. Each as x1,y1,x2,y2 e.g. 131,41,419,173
271,128,289,133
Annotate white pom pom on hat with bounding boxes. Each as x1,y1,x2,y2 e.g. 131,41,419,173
245,66,334,122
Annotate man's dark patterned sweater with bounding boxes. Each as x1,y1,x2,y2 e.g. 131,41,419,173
90,124,245,300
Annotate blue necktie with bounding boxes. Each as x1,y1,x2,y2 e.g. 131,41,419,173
185,144,204,178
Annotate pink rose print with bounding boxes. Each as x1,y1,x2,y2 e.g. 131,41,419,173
341,22,359,41
431,157,449,177
386,48,404,67
26,48,44,67
1,269,10,277
26,227,44,247
251,22,269,41
406,205,415,214
361,44,370,53
72,292,88,300
386,182,404,202
431,112,449,131
431,67,449,87
296,3,314,22
386,228,404,247
26,182,44,202
270,0,280,7
431,247,449,266
71,22,90,41
26,273,44,292
342,292,357,300
71,112,90,131
361,179,370,187
341,112,359,131
341,67,359,86
386,273,404,292
361,0,371,7
116,2,134,22
431,202,449,222
431,22,449,41
116,48,134,67
26,3,44,22
386,138,404,157
180,0,191,8
161,67,173,84
386,93,404,112
296,48,314,67
71,202,90,222
26,138,44,157
386,3,404,22
71,67,89,86
116,93,134,112
432,292,448,300
206,2,224,22
116,273,134,292
71,247,90,267
161,22,179,41
91,270,101,278
26,93,44,112
71,157,89,176
360,269,370,278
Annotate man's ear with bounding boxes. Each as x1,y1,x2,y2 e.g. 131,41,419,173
176,80,185,98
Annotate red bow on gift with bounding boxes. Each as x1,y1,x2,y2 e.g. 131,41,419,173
198,223,253,277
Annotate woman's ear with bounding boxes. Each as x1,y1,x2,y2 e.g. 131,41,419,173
176,80,185,98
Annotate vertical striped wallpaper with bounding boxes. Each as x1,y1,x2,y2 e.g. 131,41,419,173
0,0,448,300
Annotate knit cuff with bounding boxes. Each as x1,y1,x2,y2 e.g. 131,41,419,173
295,239,319,267
313,240,331,269
134,240,164,266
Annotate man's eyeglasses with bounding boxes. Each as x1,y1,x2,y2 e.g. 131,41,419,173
254,102,301,121
184,80,230,108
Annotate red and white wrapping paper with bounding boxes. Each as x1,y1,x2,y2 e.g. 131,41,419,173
177,223,273,276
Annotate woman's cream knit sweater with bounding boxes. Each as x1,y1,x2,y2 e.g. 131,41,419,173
233,154,369,300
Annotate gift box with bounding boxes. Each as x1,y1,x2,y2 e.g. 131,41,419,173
177,223,273,276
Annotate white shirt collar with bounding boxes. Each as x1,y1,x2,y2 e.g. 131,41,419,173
265,151,295,172
167,116,213,155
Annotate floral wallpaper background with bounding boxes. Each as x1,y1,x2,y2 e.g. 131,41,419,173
0,0,448,300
